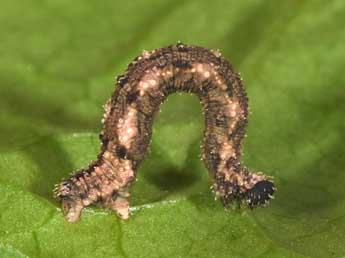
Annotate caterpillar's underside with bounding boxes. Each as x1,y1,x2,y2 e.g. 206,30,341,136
55,43,275,222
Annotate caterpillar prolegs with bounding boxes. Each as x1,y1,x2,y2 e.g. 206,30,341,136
55,44,275,222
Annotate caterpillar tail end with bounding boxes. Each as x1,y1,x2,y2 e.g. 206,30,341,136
110,196,131,220
61,197,83,223
54,180,84,223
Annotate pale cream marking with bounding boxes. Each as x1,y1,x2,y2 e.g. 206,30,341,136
149,79,157,86
217,142,236,174
102,151,134,185
192,63,213,80
197,63,204,72
212,74,224,86
76,151,135,207
138,68,163,96
227,100,242,118
101,183,115,197
192,63,227,86
117,107,138,149
242,172,268,191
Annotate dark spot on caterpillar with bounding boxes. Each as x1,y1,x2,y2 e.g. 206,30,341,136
79,192,87,200
172,59,191,68
126,90,140,104
225,157,237,169
73,172,85,180
62,181,72,189
99,134,109,147
233,162,242,173
115,145,127,159
55,43,275,222
117,75,128,87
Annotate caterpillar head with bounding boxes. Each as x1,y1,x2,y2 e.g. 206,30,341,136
244,180,275,208
215,175,275,208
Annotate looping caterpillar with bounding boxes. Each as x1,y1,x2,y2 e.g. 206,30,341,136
55,43,275,222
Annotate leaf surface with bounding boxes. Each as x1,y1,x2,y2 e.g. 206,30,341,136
0,1,344,257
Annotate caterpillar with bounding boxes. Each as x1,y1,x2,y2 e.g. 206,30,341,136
55,43,275,222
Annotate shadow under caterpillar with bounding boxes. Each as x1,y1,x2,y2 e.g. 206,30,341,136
55,43,275,222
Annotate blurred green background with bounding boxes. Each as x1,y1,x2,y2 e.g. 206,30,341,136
1,0,345,257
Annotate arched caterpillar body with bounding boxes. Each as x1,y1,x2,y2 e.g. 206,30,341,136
55,43,275,222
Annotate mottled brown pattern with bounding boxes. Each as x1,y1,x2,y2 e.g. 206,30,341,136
55,43,275,222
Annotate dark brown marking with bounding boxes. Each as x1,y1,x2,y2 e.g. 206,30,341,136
115,145,127,159
126,90,140,104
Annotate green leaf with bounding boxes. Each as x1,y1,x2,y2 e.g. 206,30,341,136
1,0,344,257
